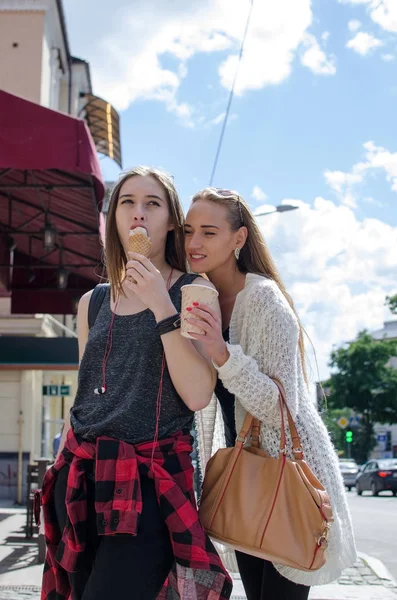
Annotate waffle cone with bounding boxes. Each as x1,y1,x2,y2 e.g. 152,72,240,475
128,229,152,257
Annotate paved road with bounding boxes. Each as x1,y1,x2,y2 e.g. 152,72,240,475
346,489,397,580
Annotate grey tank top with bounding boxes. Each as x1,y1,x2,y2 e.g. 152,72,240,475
70,273,199,444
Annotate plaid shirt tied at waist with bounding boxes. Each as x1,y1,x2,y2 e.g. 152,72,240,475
40,428,232,600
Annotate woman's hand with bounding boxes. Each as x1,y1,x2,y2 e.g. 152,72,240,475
185,302,230,367
125,252,175,320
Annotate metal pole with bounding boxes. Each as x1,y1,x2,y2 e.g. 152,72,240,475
16,409,24,505
42,396,51,458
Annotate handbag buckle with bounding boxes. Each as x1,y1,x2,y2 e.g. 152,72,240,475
317,524,331,547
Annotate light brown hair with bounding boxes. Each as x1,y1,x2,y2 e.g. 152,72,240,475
105,166,186,300
191,187,308,381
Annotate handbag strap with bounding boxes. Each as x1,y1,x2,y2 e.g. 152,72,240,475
235,379,304,459
272,378,304,459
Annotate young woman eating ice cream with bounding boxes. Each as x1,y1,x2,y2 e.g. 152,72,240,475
39,167,232,600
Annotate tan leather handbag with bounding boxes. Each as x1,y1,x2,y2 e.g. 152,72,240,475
198,380,334,572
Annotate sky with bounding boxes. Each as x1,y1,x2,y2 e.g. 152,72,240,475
63,0,397,380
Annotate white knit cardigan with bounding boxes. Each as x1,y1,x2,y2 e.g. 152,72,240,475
195,273,357,587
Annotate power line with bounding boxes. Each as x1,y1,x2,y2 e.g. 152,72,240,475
209,0,254,186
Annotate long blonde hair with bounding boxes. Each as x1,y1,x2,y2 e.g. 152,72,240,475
105,166,186,300
191,187,308,381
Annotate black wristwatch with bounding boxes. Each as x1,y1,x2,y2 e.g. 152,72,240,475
155,313,181,336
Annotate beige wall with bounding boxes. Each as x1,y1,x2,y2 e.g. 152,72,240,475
0,370,43,455
20,370,44,459
0,368,77,458
0,371,21,453
0,11,45,103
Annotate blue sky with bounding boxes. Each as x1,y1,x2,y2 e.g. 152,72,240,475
64,0,397,377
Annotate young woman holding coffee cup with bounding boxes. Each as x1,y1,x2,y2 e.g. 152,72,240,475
184,188,356,600
39,168,232,600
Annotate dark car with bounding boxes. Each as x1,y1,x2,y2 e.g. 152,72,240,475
355,459,397,496
339,460,359,491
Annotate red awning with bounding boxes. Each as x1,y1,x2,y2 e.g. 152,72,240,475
0,90,106,314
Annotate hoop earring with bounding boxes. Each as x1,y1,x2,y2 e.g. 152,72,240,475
234,247,240,260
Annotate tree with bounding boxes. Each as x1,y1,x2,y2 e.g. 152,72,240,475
386,294,397,315
319,405,373,463
326,331,397,461
320,407,350,454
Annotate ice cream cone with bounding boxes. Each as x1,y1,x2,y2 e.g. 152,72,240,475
128,227,152,257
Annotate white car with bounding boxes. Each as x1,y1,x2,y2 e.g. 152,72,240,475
339,459,359,491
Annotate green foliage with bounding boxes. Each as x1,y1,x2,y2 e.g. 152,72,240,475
326,331,397,461
319,406,372,463
386,294,397,315
320,407,348,451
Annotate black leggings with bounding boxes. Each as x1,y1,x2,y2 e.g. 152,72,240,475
236,551,310,600
54,463,174,600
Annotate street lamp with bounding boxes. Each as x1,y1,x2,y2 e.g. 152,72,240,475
254,204,299,217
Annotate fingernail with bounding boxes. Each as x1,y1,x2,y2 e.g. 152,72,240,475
186,307,192,312
192,302,199,306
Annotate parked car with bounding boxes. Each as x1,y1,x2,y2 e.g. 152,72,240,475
355,459,397,496
339,459,359,491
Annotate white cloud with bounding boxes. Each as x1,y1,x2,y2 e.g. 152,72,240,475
346,31,384,55
64,0,325,124
362,141,397,191
321,31,330,42
371,0,397,32
166,100,196,128
381,53,395,61
324,140,397,207
300,33,337,75
210,112,226,126
257,196,397,378
348,19,362,32
251,186,268,202
363,196,385,207
324,170,363,208
340,0,397,33
206,111,238,127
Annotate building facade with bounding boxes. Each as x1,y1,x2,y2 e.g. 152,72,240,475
0,0,120,502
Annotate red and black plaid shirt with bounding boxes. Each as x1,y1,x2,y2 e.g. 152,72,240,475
40,428,232,600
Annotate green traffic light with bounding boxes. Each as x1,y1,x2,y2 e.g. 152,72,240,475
345,431,353,443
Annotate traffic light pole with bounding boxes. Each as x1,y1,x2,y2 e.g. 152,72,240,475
345,430,353,458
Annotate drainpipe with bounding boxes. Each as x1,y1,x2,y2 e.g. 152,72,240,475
17,407,24,505
68,55,72,114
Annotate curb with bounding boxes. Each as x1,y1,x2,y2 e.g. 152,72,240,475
358,552,396,584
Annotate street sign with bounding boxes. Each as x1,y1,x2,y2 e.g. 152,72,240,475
349,416,361,428
42,384,71,396
337,416,349,429
42,385,59,396
377,434,387,443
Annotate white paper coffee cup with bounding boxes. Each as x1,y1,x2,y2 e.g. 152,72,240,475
181,284,220,339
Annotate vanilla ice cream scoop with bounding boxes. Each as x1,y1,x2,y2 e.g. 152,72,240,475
128,227,152,257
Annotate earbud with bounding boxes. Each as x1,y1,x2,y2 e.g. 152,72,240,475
94,386,106,395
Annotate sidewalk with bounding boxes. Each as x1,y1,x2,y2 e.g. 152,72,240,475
231,558,397,599
0,504,396,600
